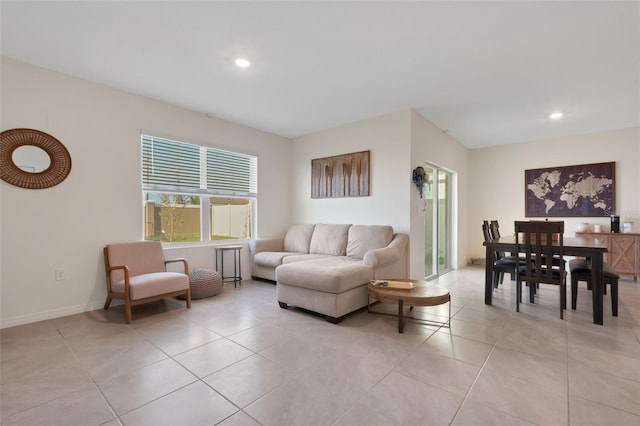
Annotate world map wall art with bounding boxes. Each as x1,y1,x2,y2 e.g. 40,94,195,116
525,162,615,217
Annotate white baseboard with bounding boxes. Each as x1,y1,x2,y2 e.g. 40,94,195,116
0,301,107,329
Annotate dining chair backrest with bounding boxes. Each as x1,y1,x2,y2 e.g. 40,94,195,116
490,219,510,259
490,220,501,239
482,222,492,242
482,221,499,258
514,220,565,286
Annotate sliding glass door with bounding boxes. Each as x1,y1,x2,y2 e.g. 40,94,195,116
424,163,454,279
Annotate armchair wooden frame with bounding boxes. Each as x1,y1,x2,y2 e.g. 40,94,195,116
103,244,191,323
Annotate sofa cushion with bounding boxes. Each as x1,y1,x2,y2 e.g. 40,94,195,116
284,224,316,253
254,251,299,268
276,257,373,293
346,225,394,259
282,253,336,264
309,224,351,256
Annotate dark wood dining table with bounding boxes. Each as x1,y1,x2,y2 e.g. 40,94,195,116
483,236,608,325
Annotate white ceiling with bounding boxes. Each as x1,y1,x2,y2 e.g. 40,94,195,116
1,1,638,149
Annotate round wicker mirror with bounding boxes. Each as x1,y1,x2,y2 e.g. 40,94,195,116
0,128,72,189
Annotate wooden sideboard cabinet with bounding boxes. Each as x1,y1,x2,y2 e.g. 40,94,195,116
576,232,640,279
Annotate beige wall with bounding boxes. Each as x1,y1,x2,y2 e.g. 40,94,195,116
290,109,471,278
290,111,638,277
291,110,412,232
410,111,471,275
468,127,640,261
0,57,292,328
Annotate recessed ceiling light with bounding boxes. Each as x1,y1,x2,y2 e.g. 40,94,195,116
234,58,251,68
549,112,563,120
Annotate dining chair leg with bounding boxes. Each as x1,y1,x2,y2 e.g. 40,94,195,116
611,280,618,316
571,275,578,310
529,281,536,303
516,280,521,312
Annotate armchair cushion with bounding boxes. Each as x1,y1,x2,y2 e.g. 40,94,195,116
106,241,166,285
112,272,189,300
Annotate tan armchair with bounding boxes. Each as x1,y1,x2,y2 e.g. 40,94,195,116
103,241,191,323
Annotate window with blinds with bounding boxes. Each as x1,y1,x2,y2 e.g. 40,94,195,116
142,135,200,189
141,134,257,243
142,134,257,196
206,148,257,195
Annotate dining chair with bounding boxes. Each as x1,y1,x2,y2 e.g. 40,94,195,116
514,220,566,319
490,220,508,269
489,220,541,292
498,218,564,270
569,258,619,316
483,221,518,287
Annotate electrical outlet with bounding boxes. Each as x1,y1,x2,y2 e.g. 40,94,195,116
55,268,66,281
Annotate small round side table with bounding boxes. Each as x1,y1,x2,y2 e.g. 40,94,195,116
215,245,242,287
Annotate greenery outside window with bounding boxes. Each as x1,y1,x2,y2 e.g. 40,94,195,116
142,134,257,243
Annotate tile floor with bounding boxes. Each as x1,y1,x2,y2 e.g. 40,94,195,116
1,266,639,426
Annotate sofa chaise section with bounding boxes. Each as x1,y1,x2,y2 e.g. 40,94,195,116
276,256,374,323
251,223,409,322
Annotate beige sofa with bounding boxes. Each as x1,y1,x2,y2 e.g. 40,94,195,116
249,224,409,323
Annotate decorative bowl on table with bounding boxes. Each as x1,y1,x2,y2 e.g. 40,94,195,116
575,222,589,232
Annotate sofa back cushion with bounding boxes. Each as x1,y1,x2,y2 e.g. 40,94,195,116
309,224,351,256
284,224,316,253
346,225,394,259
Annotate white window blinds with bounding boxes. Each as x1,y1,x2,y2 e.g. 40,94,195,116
142,134,257,196
142,135,200,189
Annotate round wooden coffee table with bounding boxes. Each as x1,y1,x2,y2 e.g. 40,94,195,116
368,279,450,333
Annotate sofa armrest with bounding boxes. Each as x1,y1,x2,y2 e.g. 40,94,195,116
362,233,409,268
249,237,285,256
